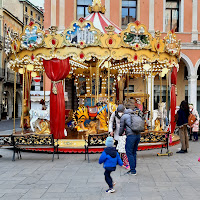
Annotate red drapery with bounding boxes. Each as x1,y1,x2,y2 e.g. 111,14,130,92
43,58,70,139
170,67,177,133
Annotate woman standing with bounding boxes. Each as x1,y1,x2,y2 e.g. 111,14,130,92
109,104,125,145
176,100,190,153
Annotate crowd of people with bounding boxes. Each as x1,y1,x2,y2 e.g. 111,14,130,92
99,100,200,193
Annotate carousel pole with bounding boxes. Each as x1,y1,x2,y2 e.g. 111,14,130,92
43,72,46,102
90,65,92,106
108,61,110,121
96,61,99,104
150,65,153,129
166,72,169,114
127,73,129,99
160,75,162,103
21,66,25,134
13,71,16,134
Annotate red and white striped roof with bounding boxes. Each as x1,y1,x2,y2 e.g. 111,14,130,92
85,12,122,34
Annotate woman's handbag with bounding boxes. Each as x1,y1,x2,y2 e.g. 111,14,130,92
188,113,197,127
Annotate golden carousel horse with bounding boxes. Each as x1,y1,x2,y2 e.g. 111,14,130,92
73,102,117,135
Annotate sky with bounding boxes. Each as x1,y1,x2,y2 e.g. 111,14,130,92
29,0,44,8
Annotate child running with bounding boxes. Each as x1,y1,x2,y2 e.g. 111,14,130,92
99,137,123,193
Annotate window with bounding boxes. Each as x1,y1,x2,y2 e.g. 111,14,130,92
165,0,179,32
31,10,33,16
25,6,27,12
77,0,92,19
122,0,137,26
25,17,28,25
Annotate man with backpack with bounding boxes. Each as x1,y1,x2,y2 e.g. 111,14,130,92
119,107,144,175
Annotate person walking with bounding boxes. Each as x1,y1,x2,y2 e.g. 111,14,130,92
109,104,125,146
99,137,123,193
119,108,143,175
176,100,190,153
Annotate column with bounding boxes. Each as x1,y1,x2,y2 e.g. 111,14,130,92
188,75,198,110
149,0,154,36
147,75,154,111
192,0,198,42
105,0,110,20
59,0,65,31
51,0,57,26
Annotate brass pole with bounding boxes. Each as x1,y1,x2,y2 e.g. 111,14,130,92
43,72,46,102
127,73,129,99
96,61,99,103
108,61,110,121
150,65,153,129
21,66,25,134
90,65,92,106
13,71,16,134
160,75,162,103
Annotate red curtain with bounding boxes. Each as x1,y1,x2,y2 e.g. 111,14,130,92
170,66,177,133
43,58,70,139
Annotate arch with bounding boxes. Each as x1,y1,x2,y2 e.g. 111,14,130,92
195,58,200,73
180,52,195,76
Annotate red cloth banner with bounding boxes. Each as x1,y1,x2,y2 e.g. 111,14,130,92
170,66,177,133
170,85,176,133
43,58,70,139
171,66,177,85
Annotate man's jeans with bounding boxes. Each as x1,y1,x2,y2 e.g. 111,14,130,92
125,134,141,173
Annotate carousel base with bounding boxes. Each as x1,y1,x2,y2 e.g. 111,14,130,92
19,134,180,154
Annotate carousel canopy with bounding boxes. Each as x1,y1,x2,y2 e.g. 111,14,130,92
85,13,121,34
85,0,121,34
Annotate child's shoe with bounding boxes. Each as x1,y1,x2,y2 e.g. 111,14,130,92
198,157,200,162
106,188,115,193
125,165,130,170
113,182,116,186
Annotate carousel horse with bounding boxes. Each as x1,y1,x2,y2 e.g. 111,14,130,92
29,108,50,134
73,102,117,134
152,102,167,130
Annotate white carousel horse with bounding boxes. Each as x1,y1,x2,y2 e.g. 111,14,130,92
29,108,50,132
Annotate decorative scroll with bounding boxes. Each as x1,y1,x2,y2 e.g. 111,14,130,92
87,133,108,146
20,24,44,50
121,22,152,50
0,135,13,146
14,134,54,146
64,21,101,48
139,132,167,143
164,30,181,56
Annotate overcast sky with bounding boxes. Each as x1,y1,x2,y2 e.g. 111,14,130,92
29,0,44,8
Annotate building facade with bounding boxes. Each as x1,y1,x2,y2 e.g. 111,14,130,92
19,0,44,28
44,0,200,114
0,0,44,120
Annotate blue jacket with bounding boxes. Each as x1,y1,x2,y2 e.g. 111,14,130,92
176,109,188,127
99,147,123,168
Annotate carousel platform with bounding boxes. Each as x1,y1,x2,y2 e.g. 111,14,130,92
16,130,180,154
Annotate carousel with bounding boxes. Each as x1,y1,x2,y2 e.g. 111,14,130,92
5,0,180,153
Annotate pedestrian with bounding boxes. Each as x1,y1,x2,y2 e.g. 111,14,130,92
176,100,190,153
116,134,130,170
119,106,143,175
109,104,125,146
99,137,123,193
189,104,199,141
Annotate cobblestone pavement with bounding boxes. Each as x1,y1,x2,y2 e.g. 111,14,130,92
0,139,200,200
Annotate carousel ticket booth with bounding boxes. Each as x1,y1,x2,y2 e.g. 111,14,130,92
5,0,180,153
